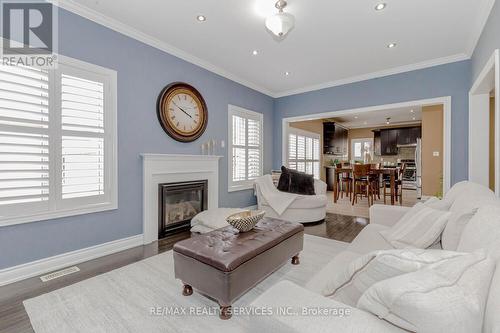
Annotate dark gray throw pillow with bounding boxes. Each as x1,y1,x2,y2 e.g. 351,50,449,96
277,166,291,191
277,166,316,195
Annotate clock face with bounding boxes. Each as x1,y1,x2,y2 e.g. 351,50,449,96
157,83,208,142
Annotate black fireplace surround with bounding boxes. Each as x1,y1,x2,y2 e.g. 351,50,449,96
158,180,208,238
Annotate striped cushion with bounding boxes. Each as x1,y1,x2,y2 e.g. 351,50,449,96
379,203,451,249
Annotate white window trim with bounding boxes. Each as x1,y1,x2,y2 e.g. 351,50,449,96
351,138,374,161
227,105,263,192
0,54,118,227
286,127,321,179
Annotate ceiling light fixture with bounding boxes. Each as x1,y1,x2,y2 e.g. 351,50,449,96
252,50,259,55
354,116,358,119
265,0,295,38
375,3,387,11
387,43,397,49
412,117,416,120
410,109,414,113
196,15,206,22
285,71,290,76
386,117,391,125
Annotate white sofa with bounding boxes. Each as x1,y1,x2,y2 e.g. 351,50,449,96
251,181,500,332
255,177,327,224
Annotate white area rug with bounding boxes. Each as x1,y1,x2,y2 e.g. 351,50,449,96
24,235,348,333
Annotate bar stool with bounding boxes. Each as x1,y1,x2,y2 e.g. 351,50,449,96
383,163,405,205
352,164,373,206
336,163,352,200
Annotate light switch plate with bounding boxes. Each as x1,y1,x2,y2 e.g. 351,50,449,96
433,151,440,157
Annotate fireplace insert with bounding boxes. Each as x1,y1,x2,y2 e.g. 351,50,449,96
158,180,208,238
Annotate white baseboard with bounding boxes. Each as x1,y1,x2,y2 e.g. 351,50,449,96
0,234,143,287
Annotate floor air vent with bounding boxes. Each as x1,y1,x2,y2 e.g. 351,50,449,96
40,266,80,282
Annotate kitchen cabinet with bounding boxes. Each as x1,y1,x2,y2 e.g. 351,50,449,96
381,129,399,155
323,122,348,155
325,167,335,191
409,127,421,143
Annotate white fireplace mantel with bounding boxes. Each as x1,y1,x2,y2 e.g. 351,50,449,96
141,154,222,244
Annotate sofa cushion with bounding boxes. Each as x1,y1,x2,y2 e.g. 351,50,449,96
379,203,451,249
323,249,465,307
358,250,495,333
458,205,500,258
305,250,361,294
449,181,497,214
441,209,477,251
424,196,453,210
484,258,500,333
251,280,406,333
347,224,394,254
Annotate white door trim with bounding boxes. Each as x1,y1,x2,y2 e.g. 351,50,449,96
469,49,499,196
282,96,452,193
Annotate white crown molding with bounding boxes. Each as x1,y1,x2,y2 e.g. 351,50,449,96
54,0,276,97
466,0,497,57
0,234,143,286
274,53,470,98
55,0,479,99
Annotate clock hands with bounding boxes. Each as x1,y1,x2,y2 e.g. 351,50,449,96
172,101,193,119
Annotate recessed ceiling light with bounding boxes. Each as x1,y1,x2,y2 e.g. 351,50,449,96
375,3,387,11
285,71,290,76
387,43,397,49
412,117,416,120
196,15,206,22
410,109,414,113
252,50,258,56
354,116,358,119
364,121,368,125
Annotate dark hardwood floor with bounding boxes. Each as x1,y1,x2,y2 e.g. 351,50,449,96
0,213,366,333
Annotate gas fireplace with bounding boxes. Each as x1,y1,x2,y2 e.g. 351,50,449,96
158,180,208,238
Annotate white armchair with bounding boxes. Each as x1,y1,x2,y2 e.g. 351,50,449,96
255,176,327,224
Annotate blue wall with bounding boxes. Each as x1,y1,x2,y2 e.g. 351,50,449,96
2,2,498,270
0,8,274,269
472,0,500,81
273,61,471,186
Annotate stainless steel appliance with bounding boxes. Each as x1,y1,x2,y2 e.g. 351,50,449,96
399,159,417,190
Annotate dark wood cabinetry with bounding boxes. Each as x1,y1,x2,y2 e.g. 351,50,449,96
323,122,348,155
381,129,399,155
378,126,421,156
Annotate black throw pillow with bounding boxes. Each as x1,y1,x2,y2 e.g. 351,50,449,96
277,166,316,195
277,166,291,191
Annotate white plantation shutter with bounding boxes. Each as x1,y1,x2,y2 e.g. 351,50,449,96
61,74,105,199
0,56,117,226
0,65,50,214
287,129,321,179
228,105,263,191
247,118,261,179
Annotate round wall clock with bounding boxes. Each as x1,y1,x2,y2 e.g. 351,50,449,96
157,82,208,142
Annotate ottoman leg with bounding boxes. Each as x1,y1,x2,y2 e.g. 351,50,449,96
182,284,193,296
291,255,300,265
219,305,232,320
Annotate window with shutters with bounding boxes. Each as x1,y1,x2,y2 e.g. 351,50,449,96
228,105,263,192
287,128,320,179
0,55,117,226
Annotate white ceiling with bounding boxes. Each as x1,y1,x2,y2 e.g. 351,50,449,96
330,106,422,128
61,0,495,97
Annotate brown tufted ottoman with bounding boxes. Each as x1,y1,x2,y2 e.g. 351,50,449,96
173,217,304,319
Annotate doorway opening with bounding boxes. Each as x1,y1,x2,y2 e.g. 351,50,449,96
469,49,499,196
